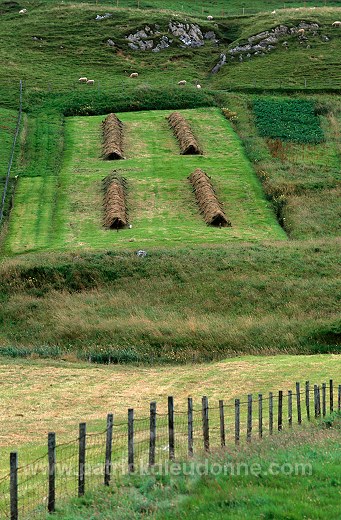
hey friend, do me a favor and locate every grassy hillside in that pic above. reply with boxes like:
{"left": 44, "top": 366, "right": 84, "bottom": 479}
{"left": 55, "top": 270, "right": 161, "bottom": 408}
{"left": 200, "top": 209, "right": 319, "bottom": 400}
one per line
{"left": 0, "top": 241, "right": 340, "bottom": 361}
{"left": 6, "top": 107, "right": 285, "bottom": 254}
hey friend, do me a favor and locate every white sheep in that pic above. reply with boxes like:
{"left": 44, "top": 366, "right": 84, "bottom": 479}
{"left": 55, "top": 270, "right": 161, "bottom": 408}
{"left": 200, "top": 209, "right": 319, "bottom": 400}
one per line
{"left": 178, "top": 80, "right": 187, "bottom": 86}
{"left": 207, "top": 15, "right": 213, "bottom": 21}
{"left": 79, "top": 77, "right": 88, "bottom": 83}
{"left": 271, "top": 10, "right": 276, "bottom": 14}
{"left": 86, "top": 79, "right": 95, "bottom": 85}
{"left": 196, "top": 84, "right": 202, "bottom": 89}
{"left": 19, "top": 9, "right": 27, "bottom": 14}
{"left": 129, "top": 72, "right": 139, "bottom": 78}
{"left": 332, "top": 21, "right": 341, "bottom": 27}
{"left": 297, "top": 28, "right": 305, "bottom": 35}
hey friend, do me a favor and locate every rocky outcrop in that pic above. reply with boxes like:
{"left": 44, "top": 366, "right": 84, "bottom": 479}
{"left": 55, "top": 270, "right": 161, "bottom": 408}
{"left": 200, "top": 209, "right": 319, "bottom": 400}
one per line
{"left": 126, "top": 22, "right": 218, "bottom": 52}
{"left": 211, "top": 21, "right": 321, "bottom": 73}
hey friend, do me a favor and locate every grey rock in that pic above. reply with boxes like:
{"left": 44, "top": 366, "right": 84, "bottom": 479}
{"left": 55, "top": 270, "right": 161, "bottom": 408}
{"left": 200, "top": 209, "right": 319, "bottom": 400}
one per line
{"left": 107, "top": 39, "right": 115, "bottom": 47}
{"left": 321, "top": 35, "right": 329, "bottom": 42}
{"left": 204, "top": 31, "right": 216, "bottom": 40}
{"left": 128, "top": 43, "right": 139, "bottom": 50}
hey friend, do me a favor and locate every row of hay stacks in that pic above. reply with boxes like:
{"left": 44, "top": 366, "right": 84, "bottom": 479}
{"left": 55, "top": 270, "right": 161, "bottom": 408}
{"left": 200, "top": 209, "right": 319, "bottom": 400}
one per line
{"left": 102, "top": 113, "right": 125, "bottom": 160}
{"left": 102, "top": 173, "right": 128, "bottom": 229}
{"left": 167, "top": 112, "right": 202, "bottom": 155}
{"left": 189, "top": 168, "right": 231, "bottom": 227}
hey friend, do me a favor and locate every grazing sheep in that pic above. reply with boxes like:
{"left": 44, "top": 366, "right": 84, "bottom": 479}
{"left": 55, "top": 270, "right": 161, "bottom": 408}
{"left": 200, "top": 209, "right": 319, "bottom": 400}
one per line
{"left": 332, "top": 21, "right": 341, "bottom": 27}
{"left": 79, "top": 77, "right": 88, "bottom": 83}
{"left": 86, "top": 79, "right": 95, "bottom": 85}
{"left": 297, "top": 28, "right": 305, "bottom": 35}
{"left": 19, "top": 9, "right": 27, "bottom": 14}
{"left": 129, "top": 72, "right": 139, "bottom": 78}
{"left": 207, "top": 15, "right": 213, "bottom": 21}
{"left": 271, "top": 10, "right": 276, "bottom": 14}
{"left": 178, "top": 80, "right": 187, "bottom": 86}
{"left": 196, "top": 84, "right": 202, "bottom": 89}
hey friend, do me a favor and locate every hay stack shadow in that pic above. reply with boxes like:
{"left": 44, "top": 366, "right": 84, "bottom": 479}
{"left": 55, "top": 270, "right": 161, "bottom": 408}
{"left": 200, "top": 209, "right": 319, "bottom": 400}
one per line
{"left": 167, "top": 112, "right": 202, "bottom": 155}
{"left": 102, "top": 173, "right": 128, "bottom": 230}
{"left": 102, "top": 113, "right": 125, "bottom": 160}
{"left": 189, "top": 168, "right": 231, "bottom": 227}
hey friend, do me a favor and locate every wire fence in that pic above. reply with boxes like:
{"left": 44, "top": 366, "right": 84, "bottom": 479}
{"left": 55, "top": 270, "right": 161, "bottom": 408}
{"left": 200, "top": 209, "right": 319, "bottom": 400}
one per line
{"left": 0, "top": 378, "right": 340, "bottom": 519}
{"left": 0, "top": 81, "right": 22, "bottom": 226}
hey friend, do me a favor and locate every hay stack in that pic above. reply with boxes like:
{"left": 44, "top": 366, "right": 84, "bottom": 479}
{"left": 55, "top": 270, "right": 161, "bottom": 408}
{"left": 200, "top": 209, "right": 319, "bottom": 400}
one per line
{"left": 167, "top": 112, "right": 202, "bottom": 155}
{"left": 102, "top": 173, "right": 128, "bottom": 229}
{"left": 189, "top": 168, "right": 231, "bottom": 227}
{"left": 102, "top": 113, "right": 124, "bottom": 160}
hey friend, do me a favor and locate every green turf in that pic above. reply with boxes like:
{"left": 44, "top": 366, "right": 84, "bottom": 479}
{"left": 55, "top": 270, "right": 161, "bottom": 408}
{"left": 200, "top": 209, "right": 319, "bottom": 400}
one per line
{"left": 6, "top": 107, "right": 286, "bottom": 254}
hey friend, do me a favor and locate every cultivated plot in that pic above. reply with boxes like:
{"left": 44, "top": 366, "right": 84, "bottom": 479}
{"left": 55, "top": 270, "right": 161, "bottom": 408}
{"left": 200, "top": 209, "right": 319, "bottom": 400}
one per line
{"left": 7, "top": 108, "right": 286, "bottom": 253}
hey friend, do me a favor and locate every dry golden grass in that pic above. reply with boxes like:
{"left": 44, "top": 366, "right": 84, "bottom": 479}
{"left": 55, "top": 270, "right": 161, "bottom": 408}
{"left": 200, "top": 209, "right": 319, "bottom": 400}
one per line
{"left": 0, "top": 354, "right": 339, "bottom": 449}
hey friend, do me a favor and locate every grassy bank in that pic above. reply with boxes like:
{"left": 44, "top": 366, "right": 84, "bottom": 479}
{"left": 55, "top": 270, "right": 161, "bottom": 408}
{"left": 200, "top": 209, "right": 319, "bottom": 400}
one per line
{"left": 49, "top": 424, "right": 341, "bottom": 520}
{"left": 0, "top": 241, "right": 340, "bottom": 361}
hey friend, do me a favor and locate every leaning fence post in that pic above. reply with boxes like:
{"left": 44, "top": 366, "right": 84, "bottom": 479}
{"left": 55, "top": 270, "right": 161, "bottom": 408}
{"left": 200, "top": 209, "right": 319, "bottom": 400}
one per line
{"left": 322, "top": 383, "right": 326, "bottom": 417}
{"left": 305, "top": 381, "right": 310, "bottom": 421}
{"left": 128, "top": 409, "right": 134, "bottom": 473}
{"left": 10, "top": 452, "right": 18, "bottom": 520}
{"left": 149, "top": 402, "right": 157, "bottom": 467}
{"left": 235, "top": 399, "right": 240, "bottom": 445}
{"left": 247, "top": 394, "right": 252, "bottom": 442}
{"left": 168, "top": 396, "right": 175, "bottom": 461}
{"left": 104, "top": 414, "right": 113, "bottom": 486}
{"left": 296, "top": 382, "right": 302, "bottom": 424}
{"left": 219, "top": 400, "right": 226, "bottom": 447}
{"left": 278, "top": 391, "right": 283, "bottom": 431}
{"left": 329, "top": 380, "right": 333, "bottom": 413}
{"left": 258, "top": 394, "right": 263, "bottom": 439}
{"left": 288, "top": 390, "right": 293, "bottom": 428}
{"left": 202, "top": 396, "right": 209, "bottom": 452}
{"left": 188, "top": 397, "right": 193, "bottom": 457}
{"left": 48, "top": 432, "right": 56, "bottom": 512}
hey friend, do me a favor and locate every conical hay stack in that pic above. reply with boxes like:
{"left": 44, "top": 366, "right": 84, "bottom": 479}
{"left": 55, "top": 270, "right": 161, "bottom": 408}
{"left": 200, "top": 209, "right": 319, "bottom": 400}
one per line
{"left": 102, "top": 113, "right": 124, "bottom": 160}
{"left": 167, "top": 112, "right": 202, "bottom": 155}
{"left": 189, "top": 168, "right": 231, "bottom": 227}
{"left": 102, "top": 173, "right": 128, "bottom": 229}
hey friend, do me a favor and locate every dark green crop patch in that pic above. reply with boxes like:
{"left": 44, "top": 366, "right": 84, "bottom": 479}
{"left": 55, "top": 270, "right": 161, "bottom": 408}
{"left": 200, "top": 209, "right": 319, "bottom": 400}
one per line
{"left": 253, "top": 98, "right": 325, "bottom": 144}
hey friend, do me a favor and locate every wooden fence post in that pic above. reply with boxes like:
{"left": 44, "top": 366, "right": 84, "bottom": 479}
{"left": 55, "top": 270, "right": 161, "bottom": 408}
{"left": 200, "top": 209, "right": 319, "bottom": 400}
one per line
{"left": 269, "top": 392, "right": 273, "bottom": 435}
{"left": 104, "top": 414, "right": 113, "bottom": 486}
{"left": 258, "top": 394, "right": 263, "bottom": 439}
{"left": 78, "top": 423, "right": 86, "bottom": 497}
{"left": 10, "top": 452, "right": 18, "bottom": 520}
{"left": 305, "top": 381, "right": 310, "bottom": 420}
{"left": 329, "top": 379, "right": 333, "bottom": 413}
{"left": 235, "top": 399, "right": 240, "bottom": 445}
{"left": 202, "top": 396, "right": 209, "bottom": 452}
{"left": 322, "top": 383, "right": 326, "bottom": 417}
{"left": 338, "top": 385, "right": 341, "bottom": 411}
{"left": 188, "top": 397, "right": 193, "bottom": 457}
{"left": 247, "top": 394, "right": 252, "bottom": 442}
{"left": 48, "top": 432, "right": 56, "bottom": 512}
{"left": 296, "top": 382, "right": 302, "bottom": 424}
{"left": 219, "top": 400, "right": 226, "bottom": 448}
{"left": 278, "top": 391, "right": 283, "bottom": 431}
{"left": 317, "top": 385, "right": 321, "bottom": 417}
{"left": 149, "top": 402, "right": 157, "bottom": 467}
{"left": 168, "top": 396, "right": 175, "bottom": 461}
{"left": 288, "top": 390, "right": 293, "bottom": 428}
{"left": 314, "top": 384, "right": 318, "bottom": 418}
{"left": 128, "top": 409, "right": 134, "bottom": 473}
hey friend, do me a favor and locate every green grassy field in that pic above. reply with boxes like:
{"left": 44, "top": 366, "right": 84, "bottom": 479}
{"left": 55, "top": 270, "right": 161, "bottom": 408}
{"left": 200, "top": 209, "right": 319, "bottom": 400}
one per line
{"left": 6, "top": 108, "right": 286, "bottom": 254}
{"left": 49, "top": 424, "right": 341, "bottom": 520}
